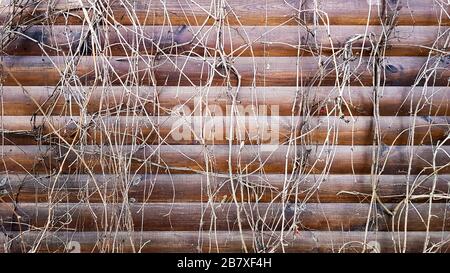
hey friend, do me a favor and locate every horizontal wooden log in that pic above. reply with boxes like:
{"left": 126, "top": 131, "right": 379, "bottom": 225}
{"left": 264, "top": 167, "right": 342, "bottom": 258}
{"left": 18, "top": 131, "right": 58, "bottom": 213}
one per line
{"left": 4, "top": 25, "right": 447, "bottom": 56}
{"left": 2, "top": 174, "right": 450, "bottom": 203}
{"left": 1, "top": 0, "right": 446, "bottom": 26}
{"left": 0, "top": 86, "right": 449, "bottom": 117}
{"left": 0, "top": 145, "right": 449, "bottom": 174}
{"left": 1, "top": 202, "right": 450, "bottom": 232}
{"left": 0, "top": 56, "right": 448, "bottom": 86}
{"left": 4, "top": 231, "right": 450, "bottom": 253}
{"left": 0, "top": 0, "right": 86, "bottom": 26}
{"left": 1, "top": 116, "right": 449, "bottom": 145}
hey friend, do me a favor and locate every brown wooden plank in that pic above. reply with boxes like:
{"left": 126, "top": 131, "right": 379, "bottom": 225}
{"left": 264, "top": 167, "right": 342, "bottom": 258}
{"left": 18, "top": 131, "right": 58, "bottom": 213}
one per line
{"left": 1, "top": 202, "right": 450, "bottom": 232}
{"left": 0, "top": 0, "right": 87, "bottom": 26}
{"left": 0, "top": 145, "right": 449, "bottom": 174}
{"left": 0, "top": 86, "right": 449, "bottom": 116}
{"left": 1, "top": 116, "right": 449, "bottom": 145}
{"left": 4, "top": 231, "right": 450, "bottom": 253}
{"left": 2, "top": 0, "right": 446, "bottom": 26}
{"left": 2, "top": 173, "right": 449, "bottom": 203}
{"left": 4, "top": 25, "right": 447, "bottom": 56}
{"left": 0, "top": 56, "right": 448, "bottom": 86}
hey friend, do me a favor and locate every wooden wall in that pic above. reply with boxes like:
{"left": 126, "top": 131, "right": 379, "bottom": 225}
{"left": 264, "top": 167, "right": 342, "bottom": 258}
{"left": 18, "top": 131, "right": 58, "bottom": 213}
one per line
{"left": 0, "top": 0, "right": 449, "bottom": 253}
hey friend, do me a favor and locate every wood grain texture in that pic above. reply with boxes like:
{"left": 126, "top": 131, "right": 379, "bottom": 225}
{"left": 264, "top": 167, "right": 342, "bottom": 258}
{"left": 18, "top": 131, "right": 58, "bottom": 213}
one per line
{"left": 2, "top": 0, "right": 446, "bottom": 26}
{"left": 1, "top": 116, "right": 449, "bottom": 145}
{"left": 0, "top": 0, "right": 449, "bottom": 254}
{"left": 4, "top": 25, "right": 447, "bottom": 56}
{"left": 0, "top": 145, "right": 449, "bottom": 174}
{"left": 97, "top": 0, "right": 450, "bottom": 26}
{"left": 4, "top": 231, "right": 450, "bottom": 253}
{"left": 2, "top": 202, "right": 450, "bottom": 231}
{"left": 0, "top": 86, "right": 449, "bottom": 116}
{"left": 1, "top": 56, "right": 448, "bottom": 86}
{"left": 2, "top": 174, "right": 449, "bottom": 203}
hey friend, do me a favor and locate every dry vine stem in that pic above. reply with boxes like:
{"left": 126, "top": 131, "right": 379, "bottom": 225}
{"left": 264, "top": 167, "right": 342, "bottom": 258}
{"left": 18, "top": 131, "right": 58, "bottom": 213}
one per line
{"left": 0, "top": 0, "right": 448, "bottom": 253}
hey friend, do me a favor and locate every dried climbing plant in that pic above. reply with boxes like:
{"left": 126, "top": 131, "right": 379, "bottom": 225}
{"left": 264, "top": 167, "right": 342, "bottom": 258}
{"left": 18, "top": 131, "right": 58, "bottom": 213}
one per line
{"left": 0, "top": 0, "right": 448, "bottom": 253}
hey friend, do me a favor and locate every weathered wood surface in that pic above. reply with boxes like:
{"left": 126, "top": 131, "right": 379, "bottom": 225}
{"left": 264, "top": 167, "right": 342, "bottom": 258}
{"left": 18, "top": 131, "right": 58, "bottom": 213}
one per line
{"left": 1, "top": 116, "right": 449, "bottom": 145}
{"left": 1, "top": 86, "right": 449, "bottom": 116}
{"left": 0, "top": 0, "right": 449, "bottom": 253}
{"left": 1, "top": 56, "right": 448, "bottom": 86}
{"left": 1, "top": 0, "right": 447, "bottom": 26}
{"left": 1, "top": 202, "right": 450, "bottom": 231}
{"left": 3, "top": 25, "right": 447, "bottom": 56}
{"left": 2, "top": 174, "right": 449, "bottom": 203}
{"left": 0, "top": 145, "right": 449, "bottom": 174}
{"left": 4, "top": 231, "right": 450, "bottom": 253}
